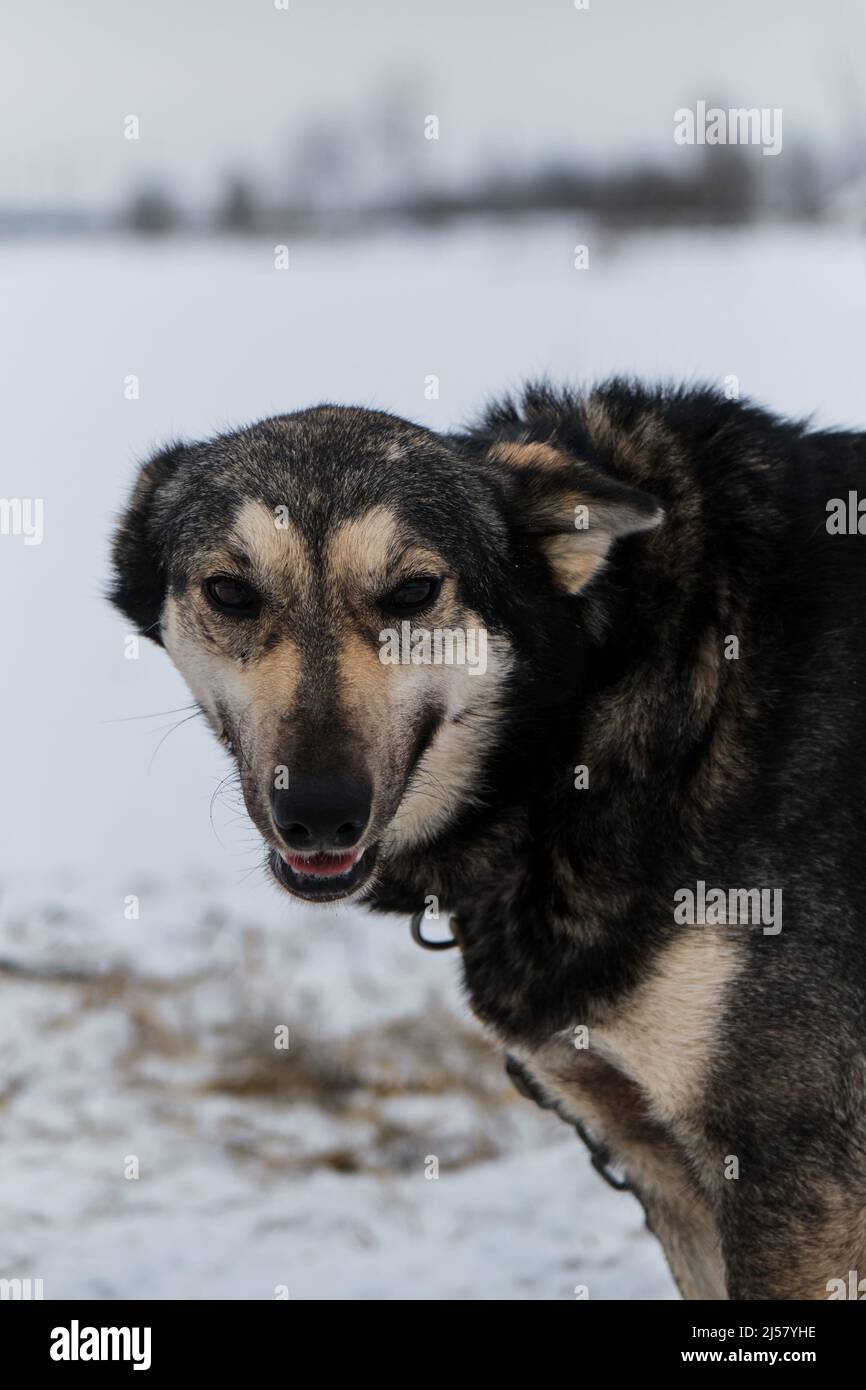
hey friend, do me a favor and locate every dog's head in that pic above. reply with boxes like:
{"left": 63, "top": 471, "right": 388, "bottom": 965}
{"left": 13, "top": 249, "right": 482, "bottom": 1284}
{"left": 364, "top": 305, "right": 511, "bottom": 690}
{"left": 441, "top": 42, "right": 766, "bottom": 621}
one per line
{"left": 110, "top": 405, "right": 660, "bottom": 903}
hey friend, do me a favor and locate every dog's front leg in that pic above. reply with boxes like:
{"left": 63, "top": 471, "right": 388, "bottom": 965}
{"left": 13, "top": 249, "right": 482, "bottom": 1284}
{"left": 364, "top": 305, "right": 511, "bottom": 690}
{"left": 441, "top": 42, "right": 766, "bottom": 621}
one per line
{"left": 604, "top": 1133, "right": 726, "bottom": 1301}
{"left": 508, "top": 1049, "right": 727, "bottom": 1298}
{"left": 720, "top": 1176, "right": 866, "bottom": 1300}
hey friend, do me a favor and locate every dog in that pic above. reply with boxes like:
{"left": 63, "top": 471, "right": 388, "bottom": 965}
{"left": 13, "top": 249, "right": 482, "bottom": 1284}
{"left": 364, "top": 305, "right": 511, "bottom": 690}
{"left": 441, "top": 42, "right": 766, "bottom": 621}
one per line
{"left": 110, "top": 380, "right": 866, "bottom": 1300}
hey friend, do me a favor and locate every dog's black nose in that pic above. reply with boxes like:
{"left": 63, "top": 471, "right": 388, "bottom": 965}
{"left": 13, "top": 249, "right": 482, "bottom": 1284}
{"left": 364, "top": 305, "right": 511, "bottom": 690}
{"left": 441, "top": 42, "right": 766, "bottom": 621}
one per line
{"left": 271, "top": 775, "right": 372, "bottom": 851}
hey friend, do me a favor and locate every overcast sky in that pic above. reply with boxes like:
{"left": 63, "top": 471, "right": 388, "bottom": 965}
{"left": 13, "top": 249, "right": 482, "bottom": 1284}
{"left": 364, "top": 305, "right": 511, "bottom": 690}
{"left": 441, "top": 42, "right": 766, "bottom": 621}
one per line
{"left": 3, "top": 0, "right": 865, "bottom": 209}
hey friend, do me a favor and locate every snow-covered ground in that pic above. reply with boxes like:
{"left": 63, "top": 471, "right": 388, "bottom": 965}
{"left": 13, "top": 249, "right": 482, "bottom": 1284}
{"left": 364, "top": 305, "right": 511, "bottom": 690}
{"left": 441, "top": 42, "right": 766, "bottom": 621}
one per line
{"left": 0, "top": 874, "right": 668, "bottom": 1300}
{"left": 1, "top": 221, "right": 864, "bottom": 1299}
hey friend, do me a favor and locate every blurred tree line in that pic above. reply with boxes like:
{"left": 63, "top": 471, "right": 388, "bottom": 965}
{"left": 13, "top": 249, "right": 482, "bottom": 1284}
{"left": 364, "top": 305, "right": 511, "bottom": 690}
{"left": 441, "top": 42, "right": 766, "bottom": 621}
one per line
{"left": 120, "top": 112, "right": 853, "bottom": 238}
{"left": 3, "top": 82, "right": 860, "bottom": 238}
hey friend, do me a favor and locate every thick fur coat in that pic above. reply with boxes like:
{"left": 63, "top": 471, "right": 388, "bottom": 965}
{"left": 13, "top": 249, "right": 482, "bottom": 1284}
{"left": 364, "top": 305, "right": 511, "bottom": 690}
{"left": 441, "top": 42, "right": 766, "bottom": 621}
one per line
{"left": 111, "top": 381, "right": 866, "bottom": 1299}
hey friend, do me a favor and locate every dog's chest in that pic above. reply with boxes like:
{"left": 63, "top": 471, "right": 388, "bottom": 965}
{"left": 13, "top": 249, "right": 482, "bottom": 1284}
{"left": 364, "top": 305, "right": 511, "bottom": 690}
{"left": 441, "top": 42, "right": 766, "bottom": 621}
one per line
{"left": 512, "top": 928, "right": 742, "bottom": 1133}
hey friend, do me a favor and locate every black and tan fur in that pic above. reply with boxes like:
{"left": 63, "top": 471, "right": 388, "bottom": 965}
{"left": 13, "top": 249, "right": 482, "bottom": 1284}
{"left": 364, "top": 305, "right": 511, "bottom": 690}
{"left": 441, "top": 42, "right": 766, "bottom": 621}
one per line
{"left": 110, "top": 381, "right": 866, "bottom": 1300}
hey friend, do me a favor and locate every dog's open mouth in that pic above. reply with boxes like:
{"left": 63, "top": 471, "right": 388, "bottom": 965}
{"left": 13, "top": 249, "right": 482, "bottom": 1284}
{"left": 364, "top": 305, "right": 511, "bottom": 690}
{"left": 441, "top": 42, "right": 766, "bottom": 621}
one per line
{"left": 269, "top": 844, "right": 378, "bottom": 902}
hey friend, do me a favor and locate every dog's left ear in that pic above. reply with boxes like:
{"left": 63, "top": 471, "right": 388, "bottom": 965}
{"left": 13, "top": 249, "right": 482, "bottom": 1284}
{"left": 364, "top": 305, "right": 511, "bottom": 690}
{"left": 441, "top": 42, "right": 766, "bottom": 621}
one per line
{"left": 490, "top": 440, "right": 664, "bottom": 594}
{"left": 109, "top": 441, "right": 192, "bottom": 645}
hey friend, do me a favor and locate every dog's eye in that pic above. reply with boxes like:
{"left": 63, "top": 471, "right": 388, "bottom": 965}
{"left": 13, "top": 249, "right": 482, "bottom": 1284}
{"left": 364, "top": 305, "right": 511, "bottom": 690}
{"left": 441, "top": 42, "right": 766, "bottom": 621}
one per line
{"left": 204, "top": 575, "right": 260, "bottom": 616}
{"left": 380, "top": 575, "right": 442, "bottom": 615}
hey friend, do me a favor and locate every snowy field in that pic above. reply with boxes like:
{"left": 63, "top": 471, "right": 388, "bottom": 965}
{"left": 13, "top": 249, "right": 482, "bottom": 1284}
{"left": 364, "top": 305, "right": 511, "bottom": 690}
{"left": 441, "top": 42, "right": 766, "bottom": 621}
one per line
{"left": 2, "top": 220, "right": 865, "bottom": 1299}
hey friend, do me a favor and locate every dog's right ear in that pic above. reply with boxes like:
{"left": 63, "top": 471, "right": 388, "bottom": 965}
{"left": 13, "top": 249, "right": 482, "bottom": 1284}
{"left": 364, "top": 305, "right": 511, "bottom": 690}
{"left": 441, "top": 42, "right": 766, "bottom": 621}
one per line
{"left": 109, "top": 442, "right": 190, "bottom": 645}
{"left": 488, "top": 439, "right": 663, "bottom": 594}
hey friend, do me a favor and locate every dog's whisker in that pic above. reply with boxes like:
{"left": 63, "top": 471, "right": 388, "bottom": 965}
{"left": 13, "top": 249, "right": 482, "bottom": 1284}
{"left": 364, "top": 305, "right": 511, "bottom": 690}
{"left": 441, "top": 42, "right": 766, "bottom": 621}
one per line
{"left": 103, "top": 704, "right": 200, "bottom": 725}
{"left": 147, "top": 711, "right": 205, "bottom": 771}
{"left": 208, "top": 771, "right": 247, "bottom": 846}
{"left": 236, "top": 858, "right": 270, "bottom": 886}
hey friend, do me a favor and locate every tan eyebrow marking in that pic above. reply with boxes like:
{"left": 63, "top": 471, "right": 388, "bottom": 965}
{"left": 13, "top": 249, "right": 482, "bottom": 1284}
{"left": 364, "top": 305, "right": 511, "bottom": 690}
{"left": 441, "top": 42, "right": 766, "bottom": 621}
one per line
{"left": 326, "top": 506, "right": 403, "bottom": 584}
{"left": 230, "top": 499, "right": 313, "bottom": 588}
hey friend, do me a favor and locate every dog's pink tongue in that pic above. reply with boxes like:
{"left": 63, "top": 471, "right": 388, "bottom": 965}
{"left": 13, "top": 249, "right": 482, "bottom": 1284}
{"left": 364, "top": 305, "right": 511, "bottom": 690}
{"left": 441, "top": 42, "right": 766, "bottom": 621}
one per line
{"left": 281, "top": 849, "right": 361, "bottom": 878}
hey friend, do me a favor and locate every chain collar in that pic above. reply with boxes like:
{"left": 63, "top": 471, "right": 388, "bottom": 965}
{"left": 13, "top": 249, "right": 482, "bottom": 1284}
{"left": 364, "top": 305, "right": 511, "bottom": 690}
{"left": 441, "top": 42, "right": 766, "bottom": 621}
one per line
{"left": 410, "top": 908, "right": 461, "bottom": 951}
